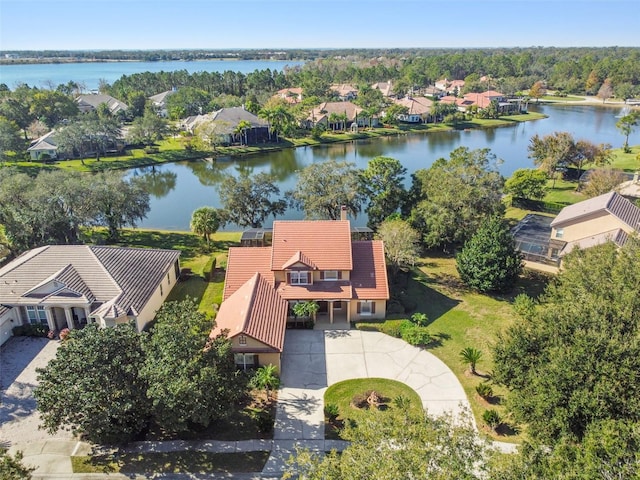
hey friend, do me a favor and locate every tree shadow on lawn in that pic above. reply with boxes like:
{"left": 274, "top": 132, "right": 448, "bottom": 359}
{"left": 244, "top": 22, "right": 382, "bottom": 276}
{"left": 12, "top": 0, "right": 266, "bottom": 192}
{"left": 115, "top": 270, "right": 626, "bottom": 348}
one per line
{"left": 399, "top": 271, "right": 461, "bottom": 325}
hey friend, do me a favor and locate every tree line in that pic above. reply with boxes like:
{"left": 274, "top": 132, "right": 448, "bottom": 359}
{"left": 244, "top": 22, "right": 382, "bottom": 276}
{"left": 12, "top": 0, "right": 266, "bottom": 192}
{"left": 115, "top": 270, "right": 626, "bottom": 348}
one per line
{"left": 0, "top": 169, "right": 149, "bottom": 255}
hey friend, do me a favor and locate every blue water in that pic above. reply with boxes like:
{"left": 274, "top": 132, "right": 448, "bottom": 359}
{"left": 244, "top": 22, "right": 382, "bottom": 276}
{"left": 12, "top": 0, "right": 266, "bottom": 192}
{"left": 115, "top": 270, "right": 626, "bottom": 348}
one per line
{"left": 0, "top": 59, "right": 304, "bottom": 90}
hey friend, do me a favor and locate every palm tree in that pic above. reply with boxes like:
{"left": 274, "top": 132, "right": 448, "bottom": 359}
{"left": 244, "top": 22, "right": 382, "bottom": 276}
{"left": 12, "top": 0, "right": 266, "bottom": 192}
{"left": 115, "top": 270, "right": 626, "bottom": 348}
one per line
{"left": 460, "top": 347, "right": 483, "bottom": 375}
{"left": 234, "top": 120, "right": 252, "bottom": 145}
{"left": 189, "top": 206, "right": 221, "bottom": 248}
{"left": 251, "top": 364, "right": 280, "bottom": 402}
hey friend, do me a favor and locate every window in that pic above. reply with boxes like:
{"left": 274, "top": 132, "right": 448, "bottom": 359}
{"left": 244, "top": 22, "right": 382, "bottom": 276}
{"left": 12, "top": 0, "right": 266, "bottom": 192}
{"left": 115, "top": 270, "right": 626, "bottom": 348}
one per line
{"left": 26, "top": 306, "right": 48, "bottom": 325}
{"left": 358, "top": 301, "right": 376, "bottom": 316}
{"left": 333, "top": 301, "right": 342, "bottom": 310}
{"left": 555, "top": 228, "right": 564, "bottom": 239}
{"left": 160, "top": 284, "right": 164, "bottom": 296}
{"left": 167, "top": 272, "right": 171, "bottom": 285}
{"left": 290, "top": 271, "right": 310, "bottom": 285}
{"left": 239, "top": 335, "right": 247, "bottom": 345}
{"left": 234, "top": 353, "right": 257, "bottom": 371}
{"left": 323, "top": 270, "right": 338, "bottom": 281}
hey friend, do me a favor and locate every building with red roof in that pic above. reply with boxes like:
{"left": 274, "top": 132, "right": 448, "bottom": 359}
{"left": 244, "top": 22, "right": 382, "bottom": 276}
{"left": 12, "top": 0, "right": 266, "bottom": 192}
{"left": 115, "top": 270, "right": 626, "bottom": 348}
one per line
{"left": 212, "top": 215, "right": 389, "bottom": 370}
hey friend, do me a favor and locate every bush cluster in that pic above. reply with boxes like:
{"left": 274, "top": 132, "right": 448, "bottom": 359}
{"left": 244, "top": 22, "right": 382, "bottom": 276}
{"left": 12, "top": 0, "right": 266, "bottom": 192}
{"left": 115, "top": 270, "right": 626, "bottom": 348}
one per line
{"left": 12, "top": 323, "right": 49, "bottom": 338}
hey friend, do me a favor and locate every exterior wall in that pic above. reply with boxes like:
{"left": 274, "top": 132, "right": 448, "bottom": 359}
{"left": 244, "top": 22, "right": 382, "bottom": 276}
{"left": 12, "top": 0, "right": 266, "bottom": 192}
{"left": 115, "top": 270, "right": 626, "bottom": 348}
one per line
{"left": 134, "top": 263, "right": 179, "bottom": 331}
{"left": 229, "top": 335, "right": 281, "bottom": 372}
{"left": 551, "top": 213, "right": 631, "bottom": 242}
{"left": 349, "top": 299, "right": 386, "bottom": 322}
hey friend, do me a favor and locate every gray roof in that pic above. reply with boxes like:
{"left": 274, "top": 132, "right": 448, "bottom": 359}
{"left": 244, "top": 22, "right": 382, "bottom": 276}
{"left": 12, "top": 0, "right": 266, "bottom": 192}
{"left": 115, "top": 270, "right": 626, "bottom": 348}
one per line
{"left": 76, "top": 94, "right": 128, "bottom": 113}
{"left": 149, "top": 90, "right": 175, "bottom": 105}
{"left": 27, "top": 130, "right": 57, "bottom": 152}
{"left": 0, "top": 245, "right": 179, "bottom": 320}
{"left": 551, "top": 191, "right": 640, "bottom": 231}
{"left": 182, "top": 107, "right": 267, "bottom": 133}
{"left": 0, "top": 305, "right": 10, "bottom": 317}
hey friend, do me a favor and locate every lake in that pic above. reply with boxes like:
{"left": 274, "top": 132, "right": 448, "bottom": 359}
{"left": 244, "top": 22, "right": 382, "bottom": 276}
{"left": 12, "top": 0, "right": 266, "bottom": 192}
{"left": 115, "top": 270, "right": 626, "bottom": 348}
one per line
{"left": 0, "top": 59, "right": 304, "bottom": 91}
{"left": 132, "top": 104, "right": 639, "bottom": 231}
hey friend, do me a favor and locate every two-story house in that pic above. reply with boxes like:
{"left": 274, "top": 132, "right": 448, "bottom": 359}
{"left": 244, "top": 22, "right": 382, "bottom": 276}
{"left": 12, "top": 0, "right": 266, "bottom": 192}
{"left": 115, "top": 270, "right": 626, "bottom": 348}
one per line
{"left": 211, "top": 216, "right": 389, "bottom": 371}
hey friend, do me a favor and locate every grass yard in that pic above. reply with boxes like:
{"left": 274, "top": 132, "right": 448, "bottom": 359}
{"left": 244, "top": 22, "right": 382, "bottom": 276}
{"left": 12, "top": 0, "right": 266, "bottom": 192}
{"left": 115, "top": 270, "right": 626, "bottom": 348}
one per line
{"left": 380, "top": 255, "right": 552, "bottom": 442}
{"left": 610, "top": 144, "right": 640, "bottom": 171}
{"left": 71, "top": 451, "right": 269, "bottom": 474}
{"left": 324, "top": 378, "right": 423, "bottom": 440}
{"left": 114, "top": 228, "right": 241, "bottom": 316}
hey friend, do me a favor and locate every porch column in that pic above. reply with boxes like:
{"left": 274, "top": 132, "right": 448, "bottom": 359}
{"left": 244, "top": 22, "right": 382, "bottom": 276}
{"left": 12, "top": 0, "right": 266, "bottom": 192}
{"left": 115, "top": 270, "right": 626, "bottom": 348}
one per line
{"left": 63, "top": 307, "right": 74, "bottom": 330}
{"left": 346, "top": 301, "right": 351, "bottom": 323}
{"left": 44, "top": 307, "right": 56, "bottom": 332}
{"left": 329, "top": 301, "right": 334, "bottom": 324}
{"left": 84, "top": 308, "right": 91, "bottom": 324}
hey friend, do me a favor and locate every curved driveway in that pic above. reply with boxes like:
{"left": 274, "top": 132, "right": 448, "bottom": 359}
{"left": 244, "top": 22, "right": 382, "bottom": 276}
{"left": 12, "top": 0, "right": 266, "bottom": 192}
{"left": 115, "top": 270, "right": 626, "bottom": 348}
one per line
{"left": 264, "top": 329, "right": 472, "bottom": 473}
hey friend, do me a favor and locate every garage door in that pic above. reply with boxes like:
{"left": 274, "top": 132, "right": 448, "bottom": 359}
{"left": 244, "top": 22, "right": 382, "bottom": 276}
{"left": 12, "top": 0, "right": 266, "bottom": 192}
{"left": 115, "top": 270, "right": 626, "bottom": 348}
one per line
{"left": 0, "top": 313, "right": 15, "bottom": 347}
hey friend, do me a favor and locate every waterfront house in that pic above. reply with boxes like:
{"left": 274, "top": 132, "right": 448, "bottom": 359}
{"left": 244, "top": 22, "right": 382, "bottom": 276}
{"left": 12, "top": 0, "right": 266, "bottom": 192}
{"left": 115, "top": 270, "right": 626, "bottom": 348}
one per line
{"left": 305, "top": 101, "right": 377, "bottom": 130}
{"left": 0, "top": 245, "right": 180, "bottom": 346}
{"left": 182, "top": 107, "right": 270, "bottom": 144}
{"left": 76, "top": 94, "right": 128, "bottom": 115}
{"left": 391, "top": 96, "right": 434, "bottom": 123}
{"left": 212, "top": 214, "right": 389, "bottom": 370}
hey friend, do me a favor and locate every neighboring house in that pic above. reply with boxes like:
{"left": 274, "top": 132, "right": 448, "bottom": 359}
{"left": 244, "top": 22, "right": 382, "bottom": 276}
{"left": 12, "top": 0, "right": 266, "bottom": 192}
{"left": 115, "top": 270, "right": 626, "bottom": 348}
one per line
{"left": 371, "top": 81, "right": 394, "bottom": 98}
{"left": 616, "top": 171, "right": 640, "bottom": 200}
{"left": 435, "top": 79, "right": 465, "bottom": 95}
{"left": 212, "top": 215, "right": 389, "bottom": 370}
{"left": 391, "top": 96, "right": 434, "bottom": 123}
{"left": 459, "top": 90, "right": 520, "bottom": 114}
{"left": 182, "top": 106, "right": 270, "bottom": 144}
{"left": 27, "top": 130, "right": 58, "bottom": 160}
{"left": 149, "top": 89, "right": 176, "bottom": 117}
{"left": 305, "top": 101, "right": 377, "bottom": 130}
{"left": 0, "top": 245, "right": 180, "bottom": 346}
{"left": 273, "top": 87, "right": 303, "bottom": 105}
{"left": 76, "top": 94, "right": 128, "bottom": 115}
{"left": 549, "top": 191, "right": 640, "bottom": 259}
{"left": 330, "top": 84, "right": 359, "bottom": 101}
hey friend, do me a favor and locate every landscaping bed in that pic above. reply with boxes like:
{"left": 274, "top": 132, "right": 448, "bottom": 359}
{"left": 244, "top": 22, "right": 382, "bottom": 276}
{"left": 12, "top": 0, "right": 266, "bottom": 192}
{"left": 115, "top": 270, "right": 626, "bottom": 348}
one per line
{"left": 324, "top": 378, "right": 422, "bottom": 440}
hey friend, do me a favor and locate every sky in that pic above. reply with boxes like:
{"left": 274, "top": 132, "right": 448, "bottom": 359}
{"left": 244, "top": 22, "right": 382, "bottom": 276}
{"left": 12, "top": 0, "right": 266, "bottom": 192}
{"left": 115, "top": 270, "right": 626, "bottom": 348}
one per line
{"left": 0, "top": 0, "right": 638, "bottom": 51}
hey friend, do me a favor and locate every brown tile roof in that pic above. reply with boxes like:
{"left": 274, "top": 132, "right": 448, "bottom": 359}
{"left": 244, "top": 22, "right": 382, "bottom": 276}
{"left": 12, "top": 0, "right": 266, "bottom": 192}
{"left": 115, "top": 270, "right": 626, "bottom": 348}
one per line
{"left": 551, "top": 191, "right": 640, "bottom": 231}
{"left": 271, "top": 221, "right": 353, "bottom": 271}
{"left": 394, "top": 96, "right": 433, "bottom": 115}
{"left": 276, "top": 281, "right": 353, "bottom": 300}
{"left": 212, "top": 273, "right": 288, "bottom": 352}
{"left": 330, "top": 84, "right": 358, "bottom": 96}
{"left": 308, "top": 102, "right": 363, "bottom": 123}
{"left": 351, "top": 241, "right": 390, "bottom": 300}
{"left": 223, "top": 247, "right": 273, "bottom": 300}
{"left": 281, "top": 251, "right": 317, "bottom": 270}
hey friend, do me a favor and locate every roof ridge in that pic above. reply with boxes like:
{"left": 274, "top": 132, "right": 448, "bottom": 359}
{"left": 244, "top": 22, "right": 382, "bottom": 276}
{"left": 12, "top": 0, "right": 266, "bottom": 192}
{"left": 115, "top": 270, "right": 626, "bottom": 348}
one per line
{"left": 242, "top": 273, "right": 261, "bottom": 332}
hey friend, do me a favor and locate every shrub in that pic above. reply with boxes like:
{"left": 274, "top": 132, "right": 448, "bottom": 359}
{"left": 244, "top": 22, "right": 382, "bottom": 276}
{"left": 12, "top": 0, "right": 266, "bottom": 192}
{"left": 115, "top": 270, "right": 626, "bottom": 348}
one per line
{"left": 247, "top": 407, "right": 274, "bottom": 434}
{"left": 324, "top": 403, "right": 340, "bottom": 419}
{"left": 410, "top": 312, "right": 429, "bottom": 326}
{"left": 476, "top": 382, "right": 494, "bottom": 399}
{"left": 203, "top": 255, "right": 217, "bottom": 281}
{"left": 401, "top": 325, "right": 432, "bottom": 346}
{"left": 12, "top": 323, "right": 49, "bottom": 337}
{"left": 393, "top": 395, "right": 412, "bottom": 410}
{"left": 356, "top": 320, "right": 407, "bottom": 338}
{"left": 483, "top": 409, "right": 502, "bottom": 430}
{"left": 59, "top": 328, "right": 71, "bottom": 342}
{"left": 386, "top": 300, "right": 405, "bottom": 315}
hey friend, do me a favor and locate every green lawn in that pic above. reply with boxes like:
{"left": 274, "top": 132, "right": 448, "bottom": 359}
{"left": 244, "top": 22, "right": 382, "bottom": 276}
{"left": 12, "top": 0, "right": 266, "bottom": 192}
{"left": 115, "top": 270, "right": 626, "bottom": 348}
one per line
{"left": 381, "top": 256, "right": 552, "bottom": 442}
{"left": 610, "top": 144, "right": 640, "bottom": 171}
{"left": 114, "top": 228, "right": 241, "bottom": 316}
{"left": 324, "top": 378, "right": 423, "bottom": 439}
{"left": 71, "top": 451, "right": 269, "bottom": 474}
{"left": 538, "top": 95, "right": 586, "bottom": 102}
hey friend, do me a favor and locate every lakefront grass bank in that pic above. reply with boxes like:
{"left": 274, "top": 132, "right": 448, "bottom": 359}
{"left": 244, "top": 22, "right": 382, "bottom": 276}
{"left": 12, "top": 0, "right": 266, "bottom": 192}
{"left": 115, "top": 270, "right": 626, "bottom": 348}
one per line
{"left": 4, "top": 112, "right": 547, "bottom": 174}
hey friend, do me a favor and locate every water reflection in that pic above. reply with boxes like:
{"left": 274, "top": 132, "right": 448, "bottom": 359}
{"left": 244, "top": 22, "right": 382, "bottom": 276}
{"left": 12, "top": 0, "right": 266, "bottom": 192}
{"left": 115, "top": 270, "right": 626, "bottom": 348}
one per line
{"left": 131, "top": 167, "right": 177, "bottom": 199}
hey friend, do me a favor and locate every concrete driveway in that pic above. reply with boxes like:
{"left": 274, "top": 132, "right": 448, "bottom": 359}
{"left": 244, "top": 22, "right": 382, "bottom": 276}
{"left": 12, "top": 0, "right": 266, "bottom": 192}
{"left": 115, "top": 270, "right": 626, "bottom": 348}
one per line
{"left": 275, "top": 329, "right": 469, "bottom": 439}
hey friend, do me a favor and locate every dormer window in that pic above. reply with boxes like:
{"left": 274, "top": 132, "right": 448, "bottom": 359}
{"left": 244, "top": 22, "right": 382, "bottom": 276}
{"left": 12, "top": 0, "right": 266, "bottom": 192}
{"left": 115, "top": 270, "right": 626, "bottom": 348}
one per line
{"left": 289, "top": 271, "right": 311, "bottom": 285}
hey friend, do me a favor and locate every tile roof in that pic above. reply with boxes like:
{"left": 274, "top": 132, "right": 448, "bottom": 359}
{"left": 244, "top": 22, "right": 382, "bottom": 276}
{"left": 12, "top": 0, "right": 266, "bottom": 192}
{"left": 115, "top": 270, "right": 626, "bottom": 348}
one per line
{"left": 76, "top": 94, "right": 128, "bottom": 113}
{"left": 371, "top": 81, "right": 393, "bottom": 97}
{"left": 0, "top": 245, "right": 179, "bottom": 320}
{"left": 308, "top": 102, "right": 363, "bottom": 123}
{"left": 212, "top": 273, "right": 288, "bottom": 352}
{"left": 223, "top": 247, "right": 273, "bottom": 300}
{"left": 0, "top": 305, "right": 11, "bottom": 317}
{"left": 330, "top": 84, "right": 358, "bottom": 96}
{"left": 281, "top": 251, "right": 317, "bottom": 270}
{"left": 394, "top": 96, "right": 433, "bottom": 115}
{"left": 351, "top": 241, "right": 390, "bottom": 300}
{"left": 551, "top": 191, "right": 640, "bottom": 231}
{"left": 271, "top": 221, "right": 353, "bottom": 271}
{"left": 276, "top": 281, "right": 353, "bottom": 300}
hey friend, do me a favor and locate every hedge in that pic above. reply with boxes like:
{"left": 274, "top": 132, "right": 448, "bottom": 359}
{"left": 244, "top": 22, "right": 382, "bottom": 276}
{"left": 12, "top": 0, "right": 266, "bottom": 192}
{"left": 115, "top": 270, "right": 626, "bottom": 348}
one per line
{"left": 203, "top": 255, "right": 217, "bottom": 282}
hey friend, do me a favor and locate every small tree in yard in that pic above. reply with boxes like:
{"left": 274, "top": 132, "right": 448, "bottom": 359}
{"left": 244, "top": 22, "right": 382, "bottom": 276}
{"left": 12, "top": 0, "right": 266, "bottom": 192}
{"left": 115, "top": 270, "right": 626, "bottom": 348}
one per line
{"left": 190, "top": 206, "right": 221, "bottom": 248}
{"left": 292, "top": 301, "right": 320, "bottom": 320}
{"left": 460, "top": 347, "right": 483, "bottom": 375}
{"left": 251, "top": 364, "right": 280, "bottom": 402}
{"left": 0, "top": 449, "right": 35, "bottom": 480}
{"left": 456, "top": 215, "right": 523, "bottom": 293}
{"left": 376, "top": 218, "right": 421, "bottom": 276}
{"left": 581, "top": 168, "right": 626, "bottom": 198}
{"left": 504, "top": 169, "right": 548, "bottom": 200}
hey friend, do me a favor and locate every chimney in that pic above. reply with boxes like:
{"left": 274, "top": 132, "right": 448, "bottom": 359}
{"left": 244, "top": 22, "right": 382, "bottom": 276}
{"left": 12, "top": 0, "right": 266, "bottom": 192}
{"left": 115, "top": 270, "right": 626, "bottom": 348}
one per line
{"left": 340, "top": 205, "right": 348, "bottom": 221}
